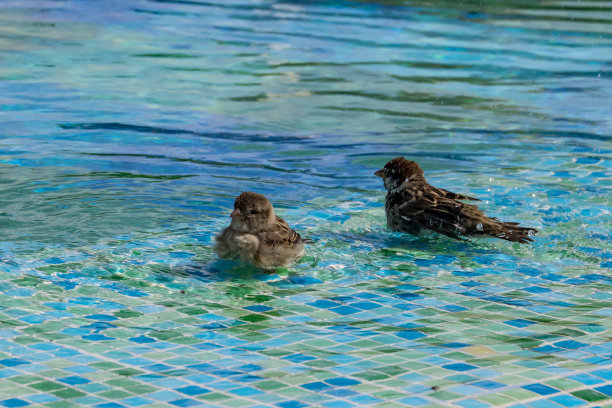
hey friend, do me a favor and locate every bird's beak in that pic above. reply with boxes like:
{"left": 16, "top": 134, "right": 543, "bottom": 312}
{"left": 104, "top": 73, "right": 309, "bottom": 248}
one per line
{"left": 374, "top": 169, "right": 386, "bottom": 178}
{"left": 231, "top": 208, "right": 242, "bottom": 218}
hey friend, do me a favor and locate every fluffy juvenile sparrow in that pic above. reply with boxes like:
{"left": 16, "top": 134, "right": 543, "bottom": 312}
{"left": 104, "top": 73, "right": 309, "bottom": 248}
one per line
{"left": 214, "top": 191, "right": 306, "bottom": 269}
{"left": 375, "top": 157, "right": 538, "bottom": 243}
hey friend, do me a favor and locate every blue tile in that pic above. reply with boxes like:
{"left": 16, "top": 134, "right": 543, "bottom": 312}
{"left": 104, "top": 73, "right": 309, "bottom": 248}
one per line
{"left": 522, "top": 383, "right": 559, "bottom": 395}
{"left": 26, "top": 395, "right": 58, "bottom": 404}
{"left": 532, "top": 345, "right": 563, "bottom": 354}
{"left": 0, "top": 358, "right": 29, "bottom": 367}
{"left": 119, "top": 397, "right": 152, "bottom": 406}
{"left": 549, "top": 395, "right": 587, "bottom": 407}
{"left": 443, "top": 363, "right": 477, "bottom": 371}
{"left": 230, "top": 387, "right": 263, "bottom": 396}
{"left": 398, "top": 396, "right": 429, "bottom": 406}
{"left": 592, "top": 369, "right": 612, "bottom": 380}
{"left": 176, "top": 386, "right": 210, "bottom": 396}
{"left": 568, "top": 374, "right": 604, "bottom": 385}
{"left": 243, "top": 305, "right": 273, "bottom": 312}
{"left": 302, "top": 382, "right": 332, "bottom": 391}
{"left": 472, "top": 380, "right": 505, "bottom": 389}
{"left": 234, "top": 374, "right": 264, "bottom": 383}
{"left": 350, "top": 302, "right": 380, "bottom": 310}
{"left": 85, "top": 314, "right": 118, "bottom": 321}
{"left": 326, "top": 389, "right": 358, "bottom": 398}
{"left": 554, "top": 340, "right": 588, "bottom": 349}
{"left": 442, "top": 342, "right": 470, "bottom": 348}
{"left": 185, "top": 374, "right": 215, "bottom": 383}
{"left": 594, "top": 385, "right": 612, "bottom": 397}
{"left": 276, "top": 401, "right": 308, "bottom": 408}
{"left": 236, "top": 364, "right": 262, "bottom": 372}
{"left": 307, "top": 300, "right": 341, "bottom": 309}
{"left": 504, "top": 319, "right": 535, "bottom": 328}
{"left": 95, "top": 403, "right": 127, "bottom": 408}
{"left": 456, "top": 399, "right": 491, "bottom": 408}
{"left": 147, "top": 391, "right": 184, "bottom": 402}
{"left": 288, "top": 276, "right": 323, "bottom": 285}
{"left": 282, "top": 354, "right": 316, "bottom": 363}
{"left": 325, "top": 377, "right": 360, "bottom": 387}
{"left": 128, "top": 335, "right": 156, "bottom": 343}
{"left": 395, "top": 330, "right": 425, "bottom": 340}
{"left": 349, "top": 395, "right": 383, "bottom": 405}
{"left": 330, "top": 306, "right": 360, "bottom": 315}
{"left": 440, "top": 305, "right": 469, "bottom": 312}
{"left": 82, "top": 334, "right": 114, "bottom": 341}
{"left": 150, "top": 378, "right": 190, "bottom": 388}
{"left": 57, "top": 376, "right": 90, "bottom": 385}
{"left": 169, "top": 399, "right": 201, "bottom": 407}
{"left": 0, "top": 399, "right": 29, "bottom": 408}
{"left": 322, "top": 401, "right": 354, "bottom": 408}
{"left": 142, "top": 363, "right": 174, "bottom": 372}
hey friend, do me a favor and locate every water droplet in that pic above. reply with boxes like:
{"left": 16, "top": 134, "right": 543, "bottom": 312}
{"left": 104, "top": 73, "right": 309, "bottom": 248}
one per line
{"left": 476, "top": 223, "right": 483, "bottom": 231}
{"left": 489, "top": 177, "right": 494, "bottom": 182}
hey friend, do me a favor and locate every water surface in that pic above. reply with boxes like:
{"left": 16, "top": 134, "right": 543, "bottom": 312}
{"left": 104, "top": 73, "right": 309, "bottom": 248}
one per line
{"left": 0, "top": 1, "right": 611, "bottom": 407}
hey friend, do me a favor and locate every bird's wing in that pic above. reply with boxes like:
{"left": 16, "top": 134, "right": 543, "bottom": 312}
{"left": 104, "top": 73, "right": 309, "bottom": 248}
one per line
{"left": 398, "top": 187, "right": 476, "bottom": 239}
{"left": 434, "top": 186, "right": 481, "bottom": 202}
{"left": 260, "top": 217, "right": 304, "bottom": 247}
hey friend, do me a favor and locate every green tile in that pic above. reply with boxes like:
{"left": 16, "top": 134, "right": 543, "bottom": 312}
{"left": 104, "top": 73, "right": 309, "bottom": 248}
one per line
{"left": 29, "top": 381, "right": 66, "bottom": 391}
{"left": 353, "top": 371, "right": 390, "bottom": 381}
{"left": 545, "top": 378, "right": 581, "bottom": 391}
{"left": 44, "top": 401, "right": 81, "bottom": 408}
{"left": 198, "top": 392, "right": 231, "bottom": 402}
{"left": 372, "top": 389, "right": 406, "bottom": 399}
{"left": 427, "top": 390, "right": 462, "bottom": 401}
{"left": 255, "top": 380, "right": 287, "bottom": 391}
{"left": 98, "top": 389, "right": 133, "bottom": 399}
{"left": 113, "top": 309, "right": 144, "bottom": 318}
{"left": 571, "top": 389, "right": 610, "bottom": 402}
{"left": 9, "top": 375, "right": 43, "bottom": 384}
{"left": 52, "top": 388, "right": 87, "bottom": 399}
{"left": 303, "top": 359, "right": 337, "bottom": 368}
{"left": 373, "top": 366, "right": 408, "bottom": 376}
{"left": 90, "top": 362, "right": 124, "bottom": 370}
{"left": 500, "top": 388, "right": 535, "bottom": 400}
{"left": 112, "top": 368, "right": 144, "bottom": 376}
{"left": 479, "top": 393, "right": 516, "bottom": 405}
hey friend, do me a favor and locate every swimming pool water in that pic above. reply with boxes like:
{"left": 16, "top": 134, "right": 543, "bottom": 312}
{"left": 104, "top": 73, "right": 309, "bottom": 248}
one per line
{"left": 0, "top": 0, "right": 611, "bottom": 407}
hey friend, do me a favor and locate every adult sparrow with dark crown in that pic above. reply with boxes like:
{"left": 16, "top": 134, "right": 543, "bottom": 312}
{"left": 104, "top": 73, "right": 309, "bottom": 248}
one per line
{"left": 375, "top": 157, "right": 538, "bottom": 243}
{"left": 214, "top": 191, "right": 307, "bottom": 269}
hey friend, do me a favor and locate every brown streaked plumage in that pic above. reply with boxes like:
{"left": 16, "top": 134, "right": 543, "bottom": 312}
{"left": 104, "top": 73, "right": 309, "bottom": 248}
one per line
{"left": 214, "top": 191, "right": 306, "bottom": 269}
{"left": 375, "top": 157, "right": 538, "bottom": 243}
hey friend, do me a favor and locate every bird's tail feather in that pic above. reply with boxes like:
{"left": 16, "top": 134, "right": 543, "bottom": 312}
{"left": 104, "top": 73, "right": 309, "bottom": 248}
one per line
{"left": 482, "top": 220, "right": 537, "bottom": 244}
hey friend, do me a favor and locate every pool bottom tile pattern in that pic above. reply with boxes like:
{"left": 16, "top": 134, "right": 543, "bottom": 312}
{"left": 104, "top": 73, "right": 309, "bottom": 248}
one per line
{"left": 0, "top": 236, "right": 611, "bottom": 408}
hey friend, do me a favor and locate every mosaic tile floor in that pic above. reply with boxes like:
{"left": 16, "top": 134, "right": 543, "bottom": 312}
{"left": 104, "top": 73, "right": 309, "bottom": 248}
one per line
{"left": 1, "top": 212, "right": 611, "bottom": 408}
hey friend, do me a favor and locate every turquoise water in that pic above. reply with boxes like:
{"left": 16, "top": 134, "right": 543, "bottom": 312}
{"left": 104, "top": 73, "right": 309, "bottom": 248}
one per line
{"left": 1, "top": 0, "right": 611, "bottom": 407}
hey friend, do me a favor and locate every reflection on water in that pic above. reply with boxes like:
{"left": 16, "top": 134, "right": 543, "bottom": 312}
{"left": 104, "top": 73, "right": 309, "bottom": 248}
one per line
{"left": 0, "top": 0, "right": 611, "bottom": 407}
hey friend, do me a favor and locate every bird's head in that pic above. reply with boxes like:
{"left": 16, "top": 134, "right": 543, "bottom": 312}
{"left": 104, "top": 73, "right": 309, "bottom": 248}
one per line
{"left": 230, "top": 191, "right": 275, "bottom": 232}
{"left": 375, "top": 157, "right": 426, "bottom": 192}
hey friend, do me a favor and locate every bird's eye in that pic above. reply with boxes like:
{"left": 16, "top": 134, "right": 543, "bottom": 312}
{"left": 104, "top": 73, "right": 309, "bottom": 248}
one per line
{"left": 250, "top": 209, "right": 258, "bottom": 214}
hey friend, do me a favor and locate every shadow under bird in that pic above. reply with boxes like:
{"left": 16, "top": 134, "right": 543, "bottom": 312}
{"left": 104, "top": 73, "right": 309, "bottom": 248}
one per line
{"left": 375, "top": 157, "right": 538, "bottom": 243}
{"left": 214, "top": 191, "right": 306, "bottom": 269}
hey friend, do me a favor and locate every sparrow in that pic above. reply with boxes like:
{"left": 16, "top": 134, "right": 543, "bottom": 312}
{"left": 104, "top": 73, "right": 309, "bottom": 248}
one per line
{"left": 375, "top": 157, "right": 538, "bottom": 243}
{"left": 214, "top": 191, "right": 306, "bottom": 269}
